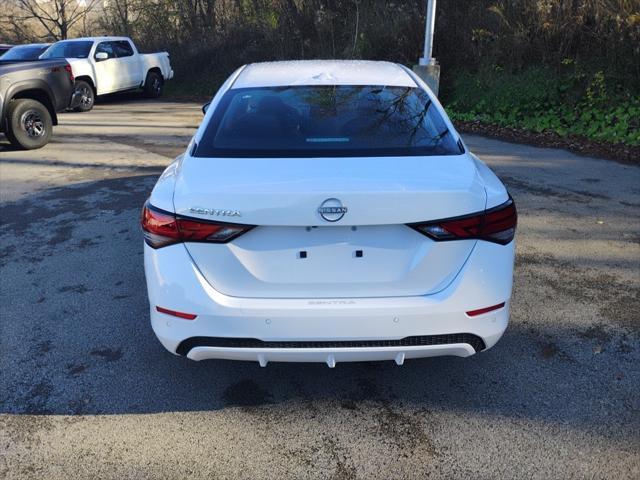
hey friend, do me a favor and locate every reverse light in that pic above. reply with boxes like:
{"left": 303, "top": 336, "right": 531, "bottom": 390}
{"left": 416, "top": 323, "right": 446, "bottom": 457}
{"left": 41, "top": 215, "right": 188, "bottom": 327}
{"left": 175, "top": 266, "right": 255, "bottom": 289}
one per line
{"left": 466, "top": 302, "right": 506, "bottom": 317}
{"left": 156, "top": 306, "right": 197, "bottom": 320}
{"left": 410, "top": 197, "right": 517, "bottom": 245}
{"left": 141, "top": 201, "right": 254, "bottom": 248}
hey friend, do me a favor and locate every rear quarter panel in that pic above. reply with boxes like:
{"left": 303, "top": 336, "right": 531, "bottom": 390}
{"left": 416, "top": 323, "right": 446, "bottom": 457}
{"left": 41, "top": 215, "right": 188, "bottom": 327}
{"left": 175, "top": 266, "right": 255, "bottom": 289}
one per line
{"left": 139, "top": 53, "right": 173, "bottom": 83}
{"left": 149, "top": 155, "right": 184, "bottom": 212}
{"left": 67, "top": 58, "right": 96, "bottom": 88}
{"left": 0, "top": 60, "right": 72, "bottom": 124}
{"left": 470, "top": 153, "right": 509, "bottom": 208}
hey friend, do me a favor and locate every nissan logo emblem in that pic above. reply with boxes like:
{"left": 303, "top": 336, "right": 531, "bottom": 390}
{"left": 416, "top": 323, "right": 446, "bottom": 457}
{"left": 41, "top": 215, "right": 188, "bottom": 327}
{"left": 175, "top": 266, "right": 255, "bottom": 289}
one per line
{"left": 318, "top": 198, "right": 348, "bottom": 222}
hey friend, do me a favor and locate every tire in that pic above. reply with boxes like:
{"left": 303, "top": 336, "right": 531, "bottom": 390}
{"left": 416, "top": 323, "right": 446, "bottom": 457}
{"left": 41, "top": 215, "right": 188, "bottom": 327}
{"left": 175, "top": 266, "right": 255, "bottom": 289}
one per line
{"left": 143, "top": 71, "right": 163, "bottom": 98}
{"left": 5, "top": 99, "right": 53, "bottom": 150}
{"left": 73, "top": 80, "right": 95, "bottom": 112}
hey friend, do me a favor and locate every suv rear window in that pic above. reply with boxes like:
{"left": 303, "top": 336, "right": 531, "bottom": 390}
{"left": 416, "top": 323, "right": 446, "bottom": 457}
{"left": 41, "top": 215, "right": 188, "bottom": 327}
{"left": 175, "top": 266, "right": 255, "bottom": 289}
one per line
{"left": 195, "top": 85, "right": 462, "bottom": 158}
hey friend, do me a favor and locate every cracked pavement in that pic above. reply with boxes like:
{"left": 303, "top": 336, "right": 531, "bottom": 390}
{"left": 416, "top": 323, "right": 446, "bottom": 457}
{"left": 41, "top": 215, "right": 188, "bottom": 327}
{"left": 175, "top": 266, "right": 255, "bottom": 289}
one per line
{"left": 0, "top": 98, "right": 639, "bottom": 479}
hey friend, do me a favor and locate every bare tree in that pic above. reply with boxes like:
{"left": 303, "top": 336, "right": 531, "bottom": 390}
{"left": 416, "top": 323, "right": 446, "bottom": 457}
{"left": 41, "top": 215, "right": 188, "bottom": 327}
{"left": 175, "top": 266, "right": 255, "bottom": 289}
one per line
{"left": 16, "top": 0, "right": 100, "bottom": 40}
{"left": 0, "top": 14, "right": 34, "bottom": 43}
{"left": 100, "top": 0, "right": 136, "bottom": 37}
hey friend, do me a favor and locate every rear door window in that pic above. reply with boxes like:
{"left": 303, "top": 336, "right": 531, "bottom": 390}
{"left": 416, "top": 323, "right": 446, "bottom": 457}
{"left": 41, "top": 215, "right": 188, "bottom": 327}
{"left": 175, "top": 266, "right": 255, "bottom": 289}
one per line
{"left": 113, "top": 41, "right": 134, "bottom": 58}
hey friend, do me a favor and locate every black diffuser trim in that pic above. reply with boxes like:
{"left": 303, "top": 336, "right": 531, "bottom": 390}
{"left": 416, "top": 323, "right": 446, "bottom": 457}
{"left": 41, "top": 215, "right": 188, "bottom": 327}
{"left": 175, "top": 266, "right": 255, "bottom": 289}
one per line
{"left": 176, "top": 333, "right": 486, "bottom": 356}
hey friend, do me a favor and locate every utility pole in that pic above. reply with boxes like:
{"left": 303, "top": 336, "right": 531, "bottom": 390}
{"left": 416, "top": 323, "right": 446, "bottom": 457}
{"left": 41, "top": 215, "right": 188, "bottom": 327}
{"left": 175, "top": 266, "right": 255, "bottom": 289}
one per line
{"left": 413, "top": 0, "right": 440, "bottom": 95}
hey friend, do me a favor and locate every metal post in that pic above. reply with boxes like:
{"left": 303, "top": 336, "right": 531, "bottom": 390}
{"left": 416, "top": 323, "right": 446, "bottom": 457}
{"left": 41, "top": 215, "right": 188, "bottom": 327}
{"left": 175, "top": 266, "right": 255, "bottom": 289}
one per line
{"left": 419, "top": 0, "right": 436, "bottom": 65}
{"left": 413, "top": 0, "right": 440, "bottom": 95}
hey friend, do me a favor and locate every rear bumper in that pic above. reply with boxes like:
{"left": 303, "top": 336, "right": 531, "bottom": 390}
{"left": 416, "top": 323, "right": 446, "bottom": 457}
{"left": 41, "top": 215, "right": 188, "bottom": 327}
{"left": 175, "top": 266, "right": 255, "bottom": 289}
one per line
{"left": 187, "top": 344, "right": 476, "bottom": 366}
{"left": 69, "top": 90, "right": 82, "bottom": 109}
{"left": 144, "top": 239, "right": 514, "bottom": 365}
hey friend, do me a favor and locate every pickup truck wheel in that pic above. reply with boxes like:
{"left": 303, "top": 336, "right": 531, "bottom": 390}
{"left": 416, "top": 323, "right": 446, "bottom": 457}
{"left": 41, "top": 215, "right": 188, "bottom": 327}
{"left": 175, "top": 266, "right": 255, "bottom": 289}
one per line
{"left": 144, "top": 72, "right": 163, "bottom": 98}
{"left": 5, "top": 99, "right": 53, "bottom": 150}
{"left": 73, "top": 80, "right": 94, "bottom": 112}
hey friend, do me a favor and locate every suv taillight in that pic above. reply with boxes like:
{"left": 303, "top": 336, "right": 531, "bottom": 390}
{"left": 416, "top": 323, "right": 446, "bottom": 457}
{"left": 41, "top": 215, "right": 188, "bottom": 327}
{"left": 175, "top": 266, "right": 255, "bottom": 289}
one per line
{"left": 64, "top": 64, "right": 74, "bottom": 83}
{"left": 409, "top": 197, "right": 517, "bottom": 245}
{"left": 141, "top": 201, "right": 254, "bottom": 249}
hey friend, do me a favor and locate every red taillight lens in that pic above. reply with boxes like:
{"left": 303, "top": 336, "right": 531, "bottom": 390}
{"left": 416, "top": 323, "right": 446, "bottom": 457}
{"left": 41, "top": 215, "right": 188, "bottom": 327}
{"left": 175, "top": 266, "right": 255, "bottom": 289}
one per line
{"left": 141, "top": 201, "right": 254, "bottom": 248}
{"left": 410, "top": 197, "right": 517, "bottom": 245}
{"left": 141, "top": 202, "right": 180, "bottom": 248}
{"left": 177, "top": 218, "right": 251, "bottom": 243}
{"left": 64, "top": 64, "right": 74, "bottom": 83}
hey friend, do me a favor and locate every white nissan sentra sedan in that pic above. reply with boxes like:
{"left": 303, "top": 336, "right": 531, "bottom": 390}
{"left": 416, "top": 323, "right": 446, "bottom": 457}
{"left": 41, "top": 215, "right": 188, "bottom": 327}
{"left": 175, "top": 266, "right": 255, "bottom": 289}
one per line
{"left": 142, "top": 60, "right": 517, "bottom": 367}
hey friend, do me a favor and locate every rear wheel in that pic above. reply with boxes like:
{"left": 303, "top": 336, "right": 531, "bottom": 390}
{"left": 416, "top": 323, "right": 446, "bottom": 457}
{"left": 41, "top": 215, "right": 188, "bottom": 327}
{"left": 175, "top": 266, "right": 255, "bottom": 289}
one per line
{"left": 143, "top": 71, "right": 163, "bottom": 98}
{"left": 5, "top": 99, "right": 53, "bottom": 150}
{"left": 73, "top": 80, "right": 94, "bottom": 112}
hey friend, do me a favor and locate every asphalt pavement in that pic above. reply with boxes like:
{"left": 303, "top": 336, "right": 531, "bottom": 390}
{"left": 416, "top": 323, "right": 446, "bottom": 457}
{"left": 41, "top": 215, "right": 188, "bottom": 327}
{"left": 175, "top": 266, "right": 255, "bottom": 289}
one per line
{"left": 0, "top": 98, "right": 638, "bottom": 479}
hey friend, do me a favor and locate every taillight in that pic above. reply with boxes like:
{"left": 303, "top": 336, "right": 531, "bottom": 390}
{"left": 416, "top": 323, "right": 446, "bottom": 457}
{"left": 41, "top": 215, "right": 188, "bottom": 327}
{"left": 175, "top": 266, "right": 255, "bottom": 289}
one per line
{"left": 64, "top": 64, "right": 74, "bottom": 83}
{"left": 409, "top": 197, "right": 517, "bottom": 245}
{"left": 141, "top": 203, "right": 180, "bottom": 248}
{"left": 141, "top": 201, "right": 254, "bottom": 248}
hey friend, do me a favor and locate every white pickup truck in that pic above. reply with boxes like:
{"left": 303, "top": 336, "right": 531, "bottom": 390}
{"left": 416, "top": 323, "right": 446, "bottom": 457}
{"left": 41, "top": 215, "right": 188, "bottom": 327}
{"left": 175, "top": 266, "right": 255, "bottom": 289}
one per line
{"left": 40, "top": 36, "right": 174, "bottom": 112}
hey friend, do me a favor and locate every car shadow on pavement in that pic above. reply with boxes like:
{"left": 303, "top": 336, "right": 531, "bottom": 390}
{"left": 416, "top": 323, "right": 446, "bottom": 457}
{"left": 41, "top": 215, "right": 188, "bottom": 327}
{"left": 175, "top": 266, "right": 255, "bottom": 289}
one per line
{"left": 0, "top": 174, "right": 638, "bottom": 445}
{"left": 0, "top": 138, "right": 22, "bottom": 152}
{"left": 94, "top": 90, "right": 152, "bottom": 106}
{"left": 0, "top": 155, "right": 166, "bottom": 172}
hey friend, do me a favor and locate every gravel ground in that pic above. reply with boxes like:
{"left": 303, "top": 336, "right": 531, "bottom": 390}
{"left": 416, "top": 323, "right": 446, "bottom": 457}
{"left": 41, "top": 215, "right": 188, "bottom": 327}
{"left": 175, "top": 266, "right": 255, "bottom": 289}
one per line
{"left": 0, "top": 98, "right": 639, "bottom": 479}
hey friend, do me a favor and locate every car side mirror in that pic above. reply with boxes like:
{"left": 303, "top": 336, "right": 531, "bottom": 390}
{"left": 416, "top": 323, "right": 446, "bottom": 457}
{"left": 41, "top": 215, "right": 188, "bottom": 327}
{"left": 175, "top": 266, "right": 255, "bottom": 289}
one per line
{"left": 202, "top": 102, "right": 211, "bottom": 115}
{"left": 95, "top": 52, "right": 108, "bottom": 61}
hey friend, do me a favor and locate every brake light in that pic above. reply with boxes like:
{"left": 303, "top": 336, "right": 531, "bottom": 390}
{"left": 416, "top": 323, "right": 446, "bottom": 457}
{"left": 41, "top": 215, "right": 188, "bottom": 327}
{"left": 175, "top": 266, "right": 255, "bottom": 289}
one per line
{"left": 410, "top": 197, "right": 517, "bottom": 245}
{"left": 141, "top": 201, "right": 254, "bottom": 248}
{"left": 64, "top": 64, "right": 74, "bottom": 83}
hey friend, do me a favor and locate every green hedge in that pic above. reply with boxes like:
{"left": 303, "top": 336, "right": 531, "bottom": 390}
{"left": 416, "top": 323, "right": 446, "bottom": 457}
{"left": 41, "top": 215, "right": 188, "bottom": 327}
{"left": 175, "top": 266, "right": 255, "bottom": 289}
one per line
{"left": 445, "top": 65, "right": 640, "bottom": 146}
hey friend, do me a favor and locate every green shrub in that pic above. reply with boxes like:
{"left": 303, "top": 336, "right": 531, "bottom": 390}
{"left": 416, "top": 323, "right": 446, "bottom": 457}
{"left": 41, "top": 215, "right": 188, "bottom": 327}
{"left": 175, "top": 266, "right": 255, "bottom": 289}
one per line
{"left": 445, "top": 64, "right": 640, "bottom": 146}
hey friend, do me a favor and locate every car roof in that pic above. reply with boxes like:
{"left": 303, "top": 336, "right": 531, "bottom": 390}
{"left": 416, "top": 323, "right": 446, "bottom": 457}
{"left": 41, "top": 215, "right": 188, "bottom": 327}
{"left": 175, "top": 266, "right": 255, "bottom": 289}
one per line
{"left": 55, "top": 36, "right": 131, "bottom": 43}
{"left": 232, "top": 60, "right": 417, "bottom": 89}
{"left": 12, "top": 43, "right": 50, "bottom": 48}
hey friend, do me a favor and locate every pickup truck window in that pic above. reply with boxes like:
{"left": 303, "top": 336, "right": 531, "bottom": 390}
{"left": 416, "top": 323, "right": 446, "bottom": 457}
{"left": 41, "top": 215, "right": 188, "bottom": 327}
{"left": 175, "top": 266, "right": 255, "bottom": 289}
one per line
{"left": 113, "top": 41, "right": 134, "bottom": 58}
{"left": 41, "top": 41, "right": 93, "bottom": 59}
{"left": 95, "top": 42, "right": 116, "bottom": 59}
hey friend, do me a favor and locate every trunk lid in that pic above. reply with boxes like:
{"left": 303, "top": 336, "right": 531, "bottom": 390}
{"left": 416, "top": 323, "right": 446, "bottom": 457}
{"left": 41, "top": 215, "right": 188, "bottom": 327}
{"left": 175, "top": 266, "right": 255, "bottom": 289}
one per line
{"left": 173, "top": 154, "right": 485, "bottom": 298}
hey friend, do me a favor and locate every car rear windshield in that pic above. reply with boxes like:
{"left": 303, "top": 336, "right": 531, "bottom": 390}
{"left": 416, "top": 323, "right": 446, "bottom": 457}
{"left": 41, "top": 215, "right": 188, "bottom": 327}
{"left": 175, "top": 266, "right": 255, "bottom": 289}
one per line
{"left": 194, "top": 85, "right": 463, "bottom": 158}
{"left": 41, "top": 41, "right": 93, "bottom": 59}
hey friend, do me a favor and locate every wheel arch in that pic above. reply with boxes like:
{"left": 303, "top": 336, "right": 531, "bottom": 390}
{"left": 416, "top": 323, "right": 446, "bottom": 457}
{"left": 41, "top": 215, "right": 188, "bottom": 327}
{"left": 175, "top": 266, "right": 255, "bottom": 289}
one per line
{"left": 10, "top": 89, "right": 57, "bottom": 126}
{"left": 144, "top": 67, "right": 163, "bottom": 85}
{"left": 74, "top": 76, "right": 96, "bottom": 92}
